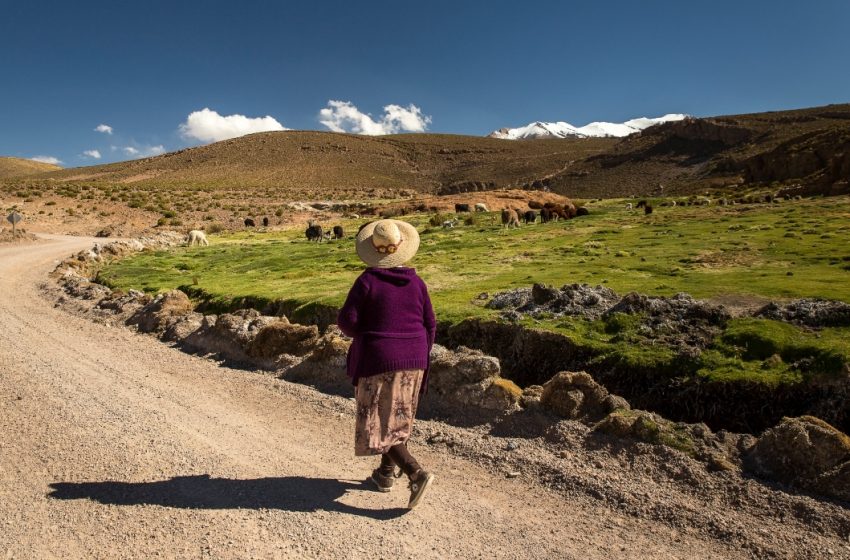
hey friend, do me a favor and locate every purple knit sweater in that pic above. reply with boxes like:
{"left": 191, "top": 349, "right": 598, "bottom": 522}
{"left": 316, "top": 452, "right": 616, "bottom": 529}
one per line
{"left": 337, "top": 267, "right": 436, "bottom": 391}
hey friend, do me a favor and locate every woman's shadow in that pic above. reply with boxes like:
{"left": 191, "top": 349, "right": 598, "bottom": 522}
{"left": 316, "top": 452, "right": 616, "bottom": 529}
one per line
{"left": 48, "top": 475, "right": 407, "bottom": 520}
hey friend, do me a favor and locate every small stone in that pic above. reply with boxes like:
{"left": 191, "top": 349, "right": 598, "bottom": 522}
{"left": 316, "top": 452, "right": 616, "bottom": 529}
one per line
{"left": 506, "top": 472, "right": 520, "bottom": 478}
{"left": 505, "top": 441, "right": 519, "bottom": 451}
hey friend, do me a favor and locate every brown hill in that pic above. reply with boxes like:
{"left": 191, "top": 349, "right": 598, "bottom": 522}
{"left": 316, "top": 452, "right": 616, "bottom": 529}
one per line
{"left": 0, "top": 157, "right": 62, "bottom": 179}
{"left": 6, "top": 103, "right": 850, "bottom": 204}
{"left": 32, "top": 132, "right": 614, "bottom": 199}
{"left": 542, "top": 103, "right": 850, "bottom": 198}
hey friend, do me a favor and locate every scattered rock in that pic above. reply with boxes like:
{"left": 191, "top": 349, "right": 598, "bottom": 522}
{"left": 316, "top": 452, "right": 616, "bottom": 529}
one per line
{"left": 756, "top": 299, "right": 850, "bottom": 328}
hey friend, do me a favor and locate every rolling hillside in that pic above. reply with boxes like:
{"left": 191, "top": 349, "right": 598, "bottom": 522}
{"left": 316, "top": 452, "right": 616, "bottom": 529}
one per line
{"left": 542, "top": 103, "right": 850, "bottom": 197}
{"left": 0, "top": 157, "right": 62, "bottom": 179}
{"left": 28, "top": 132, "right": 615, "bottom": 199}
{"left": 6, "top": 103, "right": 850, "bottom": 203}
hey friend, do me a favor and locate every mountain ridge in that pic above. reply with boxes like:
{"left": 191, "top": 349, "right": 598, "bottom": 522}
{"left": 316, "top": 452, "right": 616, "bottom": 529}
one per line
{"left": 488, "top": 113, "right": 688, "bottom": 140}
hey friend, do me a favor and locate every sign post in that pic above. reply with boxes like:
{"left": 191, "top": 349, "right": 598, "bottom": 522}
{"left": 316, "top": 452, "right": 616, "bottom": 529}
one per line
{"left": 7, "top": 211, "right": 22, "bottom": 235}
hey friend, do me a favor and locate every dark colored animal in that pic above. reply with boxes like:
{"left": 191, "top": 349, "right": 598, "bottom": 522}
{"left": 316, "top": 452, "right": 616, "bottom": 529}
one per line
{"left": 575, "top": 206, "right": 589, "bottom": 216}
{"left": 262, "top": 217, "right": 269, "bottom": 227}
{"left": 305, "top": 221, "right": 323, "bottom": 242}
{"left": 528, "top": 200, "right": 544, "bottom": 210}
{"left": 644, "top": 205, "right": 654, "bottom": 215}
{"left": 501, "top": 208, "right": 520, "bottom": 228}
{"left": 455, "top": 203, "right": 470, "bottom": 213}
{"left": 636, "top": 200, "right": 648, "bottom": 209}
{"left": 332, "top": 225, "right": 344, "bottom": 239}
{"left": 540, "top": 207, "right": 553, "bottom": 223}
{"left": 244, "top": 218, "right": 256, "bottom": 227}
{"left": 523, "top": 210, "right": 537, "bottom": 224}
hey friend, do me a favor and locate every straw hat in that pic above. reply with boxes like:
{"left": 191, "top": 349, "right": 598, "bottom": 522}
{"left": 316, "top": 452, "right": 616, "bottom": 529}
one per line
{"left": 355, "top": 219, "right": 421, "bottom": 268}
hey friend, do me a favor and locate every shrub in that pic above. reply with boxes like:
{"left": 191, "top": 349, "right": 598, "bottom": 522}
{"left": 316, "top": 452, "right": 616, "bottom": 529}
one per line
{"left": 206, "top": 222, "right": 225, "bottom": 234}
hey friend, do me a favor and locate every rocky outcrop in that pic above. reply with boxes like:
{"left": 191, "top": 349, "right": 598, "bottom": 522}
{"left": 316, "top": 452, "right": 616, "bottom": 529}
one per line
{"left": 744, "top": 416, "right": 850, "bottom": 501}
{"left": 539, "top": 371, "right": 622, "bottom": 421}
{"left": 283, "top": 331, "right": 350, "bottom": 393}
{"left": 427, "top": 344, "right": 520, "bottom": 413}
{"left": 127, "top": 290, "right": 195, "bottom": 334}
{"left": 756, "top": 298, "right": 850, "bottom": 328}
{"left": 487, "top": 283, "right": 619, "bottom": 321}
{"left": 595, "top": 409, "right": 745, "bottom": 472}
{"left": 181, "top": 310, "right": 278, "bottom": 364}
{"left": 247, "top": 319, "right": 320, "bottom": 359}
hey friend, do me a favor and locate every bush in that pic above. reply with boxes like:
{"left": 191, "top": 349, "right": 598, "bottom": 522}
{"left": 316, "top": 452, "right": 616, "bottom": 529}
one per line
{"left": 206, "top": 222, "right": 225, "bottom": 234}
{"left": 428, "top": 213, "right": 452, "bottom": 227}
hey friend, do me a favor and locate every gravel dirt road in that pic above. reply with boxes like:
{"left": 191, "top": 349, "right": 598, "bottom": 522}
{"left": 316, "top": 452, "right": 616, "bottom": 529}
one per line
{"left": 0, "top": 236, "right": 784, "bottom": 558}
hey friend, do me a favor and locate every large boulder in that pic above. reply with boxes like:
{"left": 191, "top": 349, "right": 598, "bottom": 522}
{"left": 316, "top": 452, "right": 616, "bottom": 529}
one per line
{"left": 450, "top": 377, "right": 522, "bottom": 412}
{"left": 162, "top": 312, "right": 204, "bottom": 342}
{"left": 744, "top": 416, "right": 850, "bottom": 501}
{"left": 283, "top": 332, "right": 351, "bottom": 394}
{"left": 427, "top": 344, "right": 501, "bottom": 396}
{"left": 247, "top": 318, "right": 319, "bottom": 359}
{"left": 539, "top": 371, "right": 611, "bottom": 420}
{"left": 127, "top": 290, "right": 194, "bottom": 334}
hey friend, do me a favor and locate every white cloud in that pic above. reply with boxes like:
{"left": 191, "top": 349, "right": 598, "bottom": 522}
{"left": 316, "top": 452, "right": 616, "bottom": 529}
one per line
{"left": 95, "top": 124, "right": 113, "bottom": 135}
{"left": 318, "top": 100, "right": 431, "bottom": 135}
{"left": 31, "top": 155, "right": 62, "bottom": 165}
{"left": 122, "top": 145, "right": 165, "bottom": 158}
{"left": 178, "top": 108, "right": 286, "bottom": 143}
{"left": 83, "top": 149, "right": 102, "bottom": 159}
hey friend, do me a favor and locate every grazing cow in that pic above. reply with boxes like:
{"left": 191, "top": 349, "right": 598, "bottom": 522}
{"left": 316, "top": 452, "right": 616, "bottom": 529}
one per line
{"left": 332, "top": 225, "right": 344, "bottom": 239}
{"left": 644, "top": 205, "right": 654, "bottom": 215}
{"left": 262, "top": 216, "right": 269, "bottom": 227}
{"left": 636, "top": 200, "right": 648, "bottom": 209}
{"left": 528, "top": 200, "right": 544, "bottom": 210}
{"left": 523, "top": 210, "right": 537, "bottom": 224}
{"left": 323, "top": 230, "right": 332, "bottom": 240}
{"left": 576, "top": 206, "right": 589, "bottom": 216}
{"left": 305, "top": 220, "right": 324, "bottom": 242}
{"left": 540, "top": 207, "right": 553, "bottom": 223}
{"left": 501, "top": 208, "right": 520, "bottom": 228}
{"left": 186, "top": 230, "right": 209, "bottom": 247}
{"left": 455, "top": 203, "right": 470, "bottom": 213}
{"left": 474, "top": 203, "right": 489, "bottom": 212}
{"left": 442, "top": 218, "right": 458, "bottom": 228}
{"left": 244, "top": 218, "right": 256, "bottom": 227}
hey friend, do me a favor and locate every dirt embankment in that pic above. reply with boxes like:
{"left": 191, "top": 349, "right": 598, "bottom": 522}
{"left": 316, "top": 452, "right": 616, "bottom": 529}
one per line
{"left": 50, "top": 235, "right": 850, "bottom": 537}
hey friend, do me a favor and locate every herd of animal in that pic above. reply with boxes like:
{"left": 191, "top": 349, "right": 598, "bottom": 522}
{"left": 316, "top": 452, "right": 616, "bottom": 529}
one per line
{"left": 185, "top": 199, "right": 593, "bottom": 247}
{"left": 496, "top": 201, "right": 589, "bottom": 229}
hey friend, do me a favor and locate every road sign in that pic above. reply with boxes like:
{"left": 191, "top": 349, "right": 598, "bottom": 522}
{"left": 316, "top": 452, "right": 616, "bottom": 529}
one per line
{"left": 7, "top": 211, "right": 22, "bottom": 234}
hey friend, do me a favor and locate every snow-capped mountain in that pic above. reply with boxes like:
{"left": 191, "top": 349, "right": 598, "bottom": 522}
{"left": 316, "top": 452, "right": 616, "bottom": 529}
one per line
{"left": 488, "top": 113, "right": 688, "bottom": 140}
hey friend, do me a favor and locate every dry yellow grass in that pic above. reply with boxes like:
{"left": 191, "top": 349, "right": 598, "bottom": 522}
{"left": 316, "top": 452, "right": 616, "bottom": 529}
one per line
{"left": 0, "top": 157, "right": 62, "bottom": 179}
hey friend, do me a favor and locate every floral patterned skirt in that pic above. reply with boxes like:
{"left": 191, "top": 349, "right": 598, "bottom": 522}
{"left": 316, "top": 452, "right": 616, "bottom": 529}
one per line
{"left": 354, "top": 369, "right": 424, "bottom": 456}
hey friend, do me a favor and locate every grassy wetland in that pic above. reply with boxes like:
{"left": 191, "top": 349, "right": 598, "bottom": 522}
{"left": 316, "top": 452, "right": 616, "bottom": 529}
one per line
{"left": 98, "top": 196, "right": 850, "bottom": 401}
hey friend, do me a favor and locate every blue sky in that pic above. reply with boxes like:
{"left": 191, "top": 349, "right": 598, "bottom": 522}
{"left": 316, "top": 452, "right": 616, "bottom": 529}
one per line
{"left": 1, "top": 0, "right": 848, "bottom": 166}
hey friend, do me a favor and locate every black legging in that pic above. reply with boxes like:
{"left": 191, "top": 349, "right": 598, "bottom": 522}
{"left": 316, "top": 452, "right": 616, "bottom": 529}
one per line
{"left": 382, "top": 443, "right": 421, "bottom": 477}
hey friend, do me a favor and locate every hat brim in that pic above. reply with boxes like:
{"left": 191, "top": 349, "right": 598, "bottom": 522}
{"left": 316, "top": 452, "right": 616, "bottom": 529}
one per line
{"left": 355, "top": 220, "right": 421, "bottom": 268}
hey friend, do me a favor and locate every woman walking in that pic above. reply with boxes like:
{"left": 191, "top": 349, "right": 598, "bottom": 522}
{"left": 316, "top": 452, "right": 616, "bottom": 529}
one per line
{"left": 337, "top": 219, "right": 436, "bottom": 509}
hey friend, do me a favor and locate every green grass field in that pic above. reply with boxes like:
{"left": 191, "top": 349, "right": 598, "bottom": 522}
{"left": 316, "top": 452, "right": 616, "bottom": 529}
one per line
{"left": 99, "top": 196, "right": 850, "bottom": 385}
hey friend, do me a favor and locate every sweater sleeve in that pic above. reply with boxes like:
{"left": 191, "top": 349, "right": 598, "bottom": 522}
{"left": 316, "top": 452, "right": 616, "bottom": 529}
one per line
{"left": 337, "top": 275, "right": 369, "bottom": 337}
{"left": 422, "top": 281, "right": 437, "bottom": 347}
